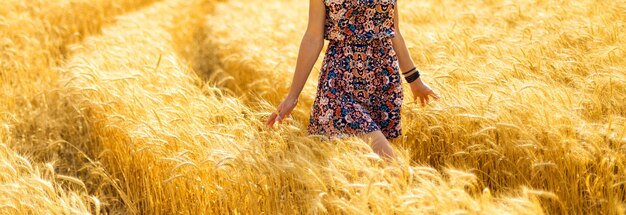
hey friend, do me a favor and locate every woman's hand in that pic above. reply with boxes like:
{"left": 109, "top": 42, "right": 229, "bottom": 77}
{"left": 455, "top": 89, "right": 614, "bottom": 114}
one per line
{"left": 409, "top": 78, "right": 440, "bottom": 107}
{"left": 265, "top": 97, "right": 299, "bottom": 128}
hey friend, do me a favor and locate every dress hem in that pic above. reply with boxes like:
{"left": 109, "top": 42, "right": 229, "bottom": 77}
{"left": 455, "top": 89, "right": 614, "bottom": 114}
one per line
{"left": 306, "top": 127, "right": 402, "bottom": 142}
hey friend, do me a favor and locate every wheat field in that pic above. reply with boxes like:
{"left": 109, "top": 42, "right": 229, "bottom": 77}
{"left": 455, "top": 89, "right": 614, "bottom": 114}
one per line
{"left": 0, "top": 0, "right": 624, "bottom": 214}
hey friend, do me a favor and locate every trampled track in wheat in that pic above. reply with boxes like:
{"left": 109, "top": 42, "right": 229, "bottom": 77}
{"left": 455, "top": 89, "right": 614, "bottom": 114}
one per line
{"left": 0, "top": 0, "right": 624, "bottom": 214}
{"left": 1, "top": 0, "right": 158, "bottom": 213}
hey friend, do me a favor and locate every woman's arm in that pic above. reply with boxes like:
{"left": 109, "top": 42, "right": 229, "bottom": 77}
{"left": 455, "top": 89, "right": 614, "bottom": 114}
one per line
{"left": 390, "top": 1, "right": 421, "bottom": 82}
{"left": 266, "top": 0, "right": 325, "bottom": 127}
{"left": 285, "top": 0, "right": 326, "bottom": 101}
{"left": 390, "top": 2, "right": 440, "bottom": 106}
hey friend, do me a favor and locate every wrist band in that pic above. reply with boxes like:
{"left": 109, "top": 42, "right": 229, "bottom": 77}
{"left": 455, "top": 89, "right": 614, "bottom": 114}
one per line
{"left": 405, "top": 69, "right": 421, "bottom": 83}
{"left": 401, "top": 67, "right": 417, "bottom": 75}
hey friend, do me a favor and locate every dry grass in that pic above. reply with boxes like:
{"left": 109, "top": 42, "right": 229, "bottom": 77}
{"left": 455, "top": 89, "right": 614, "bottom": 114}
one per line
{"left": 0, "top": 142, "right": 96, "bottom": 214}
{"left": 59, "top": 0, "right": 544, "bottom": 213}
{"left": 1, "top": 0, "right": 624, "bottom": 214}
{"left": 0, "top": 0, "right": 158, "bottom": 213}
{"left": 201, "top": 0, "right": 626, "bottom": 214}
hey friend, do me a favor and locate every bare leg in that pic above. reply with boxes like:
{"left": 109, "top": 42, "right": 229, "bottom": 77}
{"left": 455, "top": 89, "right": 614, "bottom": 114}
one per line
{"left": 357, "top": 130, "right": 396, "bottom": 164}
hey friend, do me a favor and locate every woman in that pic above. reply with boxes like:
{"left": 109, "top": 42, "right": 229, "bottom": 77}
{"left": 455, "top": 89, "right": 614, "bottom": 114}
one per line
{"left": 265, "top": 0, "right": 440, "bottom": 163}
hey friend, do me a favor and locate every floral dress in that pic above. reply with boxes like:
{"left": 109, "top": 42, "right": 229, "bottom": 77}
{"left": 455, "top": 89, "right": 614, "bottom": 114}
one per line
{"left": 306, "top": 0, "right": 404, "bottom": 140}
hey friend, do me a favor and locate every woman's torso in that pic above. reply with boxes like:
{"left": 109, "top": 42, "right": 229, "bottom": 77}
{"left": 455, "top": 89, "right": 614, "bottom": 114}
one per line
{"left": 324, "top": 0, "right": 397, "bottom": 42}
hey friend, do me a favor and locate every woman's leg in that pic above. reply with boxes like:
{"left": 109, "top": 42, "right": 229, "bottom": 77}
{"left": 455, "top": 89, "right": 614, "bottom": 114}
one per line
{"left": 357, "top": 130, "right": 396, "bottom": 163}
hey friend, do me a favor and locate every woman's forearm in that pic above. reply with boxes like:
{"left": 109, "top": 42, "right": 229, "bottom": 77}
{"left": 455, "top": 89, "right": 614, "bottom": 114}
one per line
{"left": 286, "top": 33, "right": 325, "bottom": 100}
{"left": 391, "top": 31, "right": 423, "bottom": 83}
{"left": 391, "top": 31, "right": 417, "bottom": 73}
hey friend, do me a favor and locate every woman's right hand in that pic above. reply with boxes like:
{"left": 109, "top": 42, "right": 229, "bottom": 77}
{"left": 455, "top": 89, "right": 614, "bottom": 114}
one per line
{"left": 265, "top": 97, "right": 299, "bottom": 128}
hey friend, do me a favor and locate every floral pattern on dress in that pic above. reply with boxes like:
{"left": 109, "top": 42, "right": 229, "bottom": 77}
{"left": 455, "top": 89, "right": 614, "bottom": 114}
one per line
{"left": 307, "top": 39, "right": 403, "bottom": 140}
{"left": 323, "top": 0, "right": 396, "bottom": 42}
{"left": 307, "top": 0, "right": 403, "bottom": 141}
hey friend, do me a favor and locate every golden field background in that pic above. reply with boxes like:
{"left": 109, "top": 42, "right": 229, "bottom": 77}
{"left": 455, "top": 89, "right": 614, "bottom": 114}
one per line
{"left": 0, "top": 0, "right": 624, "bottom": 214}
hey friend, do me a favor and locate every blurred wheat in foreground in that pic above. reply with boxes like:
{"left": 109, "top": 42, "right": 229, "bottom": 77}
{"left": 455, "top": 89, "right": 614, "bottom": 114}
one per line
{"left": 0, "top": 0, "right": 624, "bottom": 214}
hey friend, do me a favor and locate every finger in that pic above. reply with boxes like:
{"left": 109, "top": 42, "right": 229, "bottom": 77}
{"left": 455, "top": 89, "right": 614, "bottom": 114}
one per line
{"left": 420, "top": 96, "right": 426, "bottom": 107}
{"left": 278, "top": 108, "right": 289, "bottom": 123}
{"left": 427, "top": 90, "right": 438, "bottom": 98}
{"left": 280, "top": 113, "right": 289, "bottom": 123}
{"left": 273, "top": 105, "right": 284, "bottom": 121}
{"left": 431, "top": 92, "right": 441, "bottom": 100}
{"left": 266, "top": 113, "right": 275, "bottom": 124}
{"left": 285, "top": 107, "right": 295, "bottom": 118}
{"left": 425, "top": 95, "right": 430, "bottom": 105}
{"left": 266, "top": 113, "right": 277, "bottom": 128}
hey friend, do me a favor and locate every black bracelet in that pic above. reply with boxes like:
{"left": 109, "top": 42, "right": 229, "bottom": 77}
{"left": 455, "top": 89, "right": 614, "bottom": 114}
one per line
{"left": 401, "top": 67, "right": 417, "bottom": 75}
{"left": 405, "top": 69, "right": 421, "bottom": 83}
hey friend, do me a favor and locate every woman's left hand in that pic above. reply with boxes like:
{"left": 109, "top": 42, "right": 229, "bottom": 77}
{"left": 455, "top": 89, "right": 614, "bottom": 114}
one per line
{"left": 408, "top": 78, "right": 440, "bottom": 107}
